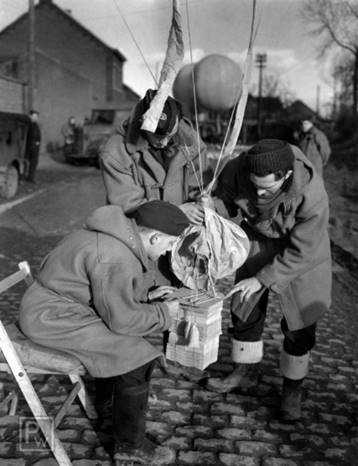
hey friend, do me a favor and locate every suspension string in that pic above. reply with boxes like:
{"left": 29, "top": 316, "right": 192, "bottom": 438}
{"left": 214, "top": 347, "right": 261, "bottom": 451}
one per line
{"left": 185, "top": 0, "right": 204, "bottom": 193}
{"left": 183, "top": 143, "right": 203, "bottom": 193}
{"left": 205, "top": 0, "right": 258, "bottom": 194}
{"left": 210, "top": 92, "right": 240, "bottom": 188}
{"left": 112, "top": 0, "right": 158, "bottom": 86}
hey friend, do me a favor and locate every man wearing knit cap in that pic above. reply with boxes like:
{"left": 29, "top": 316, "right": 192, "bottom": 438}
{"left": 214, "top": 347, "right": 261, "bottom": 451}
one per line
{"left": 206, "top": 139, "right": 332, "bottom": 422}
{"left": 19, "top": 201, "right": 190, "bottom": 464}
{"left": 100, "top": 89, "right": 212, "bottom": 226}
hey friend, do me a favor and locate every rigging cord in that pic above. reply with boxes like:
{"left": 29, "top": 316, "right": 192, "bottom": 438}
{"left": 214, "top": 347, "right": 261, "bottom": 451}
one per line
{"left": 208, "top": 0, "right": 258, "bottom": 192}
{"left": 183, "top": 143, "right": 204, "bottom": 194}
{"left": 112, "top": 0, "right": 158, "bottom": 86}
{"left": 185, "top": 0, "right": 204, "bottom": 193}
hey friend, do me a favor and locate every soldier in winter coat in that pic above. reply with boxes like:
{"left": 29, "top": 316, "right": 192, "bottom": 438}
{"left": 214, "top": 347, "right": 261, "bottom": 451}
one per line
{"left": 206, "top": 139, "right": 332, "bottom": 421}
{"left": 19, "top": 201, "right": 190, "bottom": 465}
{"left": 298, "top": 119, "right": 331, "bottom": 176}
{"left": 100, "top": 89, "right": 211, "bottom": 225}
{"left": 25, "top": 109, "right": 41, "bottom": 182}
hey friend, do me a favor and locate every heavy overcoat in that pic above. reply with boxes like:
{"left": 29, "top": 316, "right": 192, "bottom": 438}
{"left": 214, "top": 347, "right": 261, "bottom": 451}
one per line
{"left": 19, "top": 206, "right": 172, "bottom": 378}
{"left": 214, "top": 145, "right": 332, "bottom": 331}
{"left": 298, "top": 126, "right": 331, "bottom": 176}
{"left": 100, "top": 99, "right": 209, "bottom": 212}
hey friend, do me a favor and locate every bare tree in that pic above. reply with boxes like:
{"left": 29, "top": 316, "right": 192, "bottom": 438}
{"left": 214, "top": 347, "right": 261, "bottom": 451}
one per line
{"left": 263, "top": 72, "right": 296, "bottom": 105}
{"left": 301, "top": 0, "right": 358, "bottom": 115}
{"left": 332, "top": 52, "right": 355, "bottom": 112}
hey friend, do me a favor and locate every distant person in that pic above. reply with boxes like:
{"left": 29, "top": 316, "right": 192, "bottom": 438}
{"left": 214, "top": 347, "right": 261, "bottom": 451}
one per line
{"left": 205, "top": 139, "right": 332, "bottom": 422}
{"left": 298, "top": 119, "right": 331, "bottom": 176}
{"left": 100, "top": 88, "right": 212, "bottom": 225}
{"left": 19, "top": 200, "right": 189, "bottom": 465}
{"left": 25, "top": 109, "right": 41, "bottom": 183}
{"left": 62, "top": 116, "right": 77, "bottom": 158}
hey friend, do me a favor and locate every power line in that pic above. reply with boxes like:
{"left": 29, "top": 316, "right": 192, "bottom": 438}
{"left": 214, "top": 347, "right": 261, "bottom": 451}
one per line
{"left": 111, "top": 0, "right": 157, "bottom": 85}
{"left": 73, "top": 0, "right": 225, "bottom": 22}
{"left": 256, "top": 52, "right": 267, "bottom": 138}
{"left": 1, "top": 0, "right": 26, "bottom": 14}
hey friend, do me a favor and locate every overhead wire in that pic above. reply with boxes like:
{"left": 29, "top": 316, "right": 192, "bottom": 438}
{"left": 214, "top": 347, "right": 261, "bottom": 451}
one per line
{"left": 208, "top": 0, "right": 258, "bottom": 190}
{"left": 184, "top": 0, "right": 204, "bottom": 192}
{"left": 1, "top": 0, "right": 26, "bottom": 14}
{"left": 79, "top": 0, "right": 215, "bottom": 21}
{"left": 111, "top": 0, "right": 158, "bottom": 86}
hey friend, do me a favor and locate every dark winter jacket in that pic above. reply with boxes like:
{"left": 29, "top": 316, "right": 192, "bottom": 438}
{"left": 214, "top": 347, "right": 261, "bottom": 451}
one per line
{"left": 213, "top": 144, "right": 332, "bottom": 330}
{"left": 27, "top": 121, "right": 41, "bottom": 152}
{"left": 100, "top": 98, "right": 210, "bottom": 212}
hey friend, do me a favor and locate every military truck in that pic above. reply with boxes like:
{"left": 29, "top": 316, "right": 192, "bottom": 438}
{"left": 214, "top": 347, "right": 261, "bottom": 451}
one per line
{"left": 65, "top": 108, "right": 129, "bottom": 167}
{"left": 0, "top": 111, "right": 30, "bottom": 199}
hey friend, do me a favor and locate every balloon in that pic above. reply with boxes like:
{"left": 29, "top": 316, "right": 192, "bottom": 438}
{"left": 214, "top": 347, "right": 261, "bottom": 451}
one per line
{"left": 195, "top": 54, "right": 243, "bottom": 112}
{"left": 173, "top": 54, "right": 243, "bottom": 114}
{"left": 172, "top": 63, "right": 197, "bottom": 114}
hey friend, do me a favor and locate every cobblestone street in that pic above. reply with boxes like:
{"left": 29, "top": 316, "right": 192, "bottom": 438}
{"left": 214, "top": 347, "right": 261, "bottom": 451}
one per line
{"left": 0, "top": 154, "right": 357, "bottom": 466}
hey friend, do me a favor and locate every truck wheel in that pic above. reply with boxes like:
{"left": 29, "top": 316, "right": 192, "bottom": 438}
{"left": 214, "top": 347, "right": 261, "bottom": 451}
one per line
{"left": 2, "top": 165, "right": 19, "bottom": 199}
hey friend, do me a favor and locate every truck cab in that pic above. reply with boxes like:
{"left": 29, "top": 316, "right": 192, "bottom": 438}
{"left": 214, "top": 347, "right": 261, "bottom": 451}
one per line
{"left": 66, "top": 108, "right": 129, "bottom": 166}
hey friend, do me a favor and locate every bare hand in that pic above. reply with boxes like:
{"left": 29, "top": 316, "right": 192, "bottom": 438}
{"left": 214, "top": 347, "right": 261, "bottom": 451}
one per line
{"left": 199, "top": 194, "right": 215, "bottom": 210}
{"left": 148, "top": 286, "right": 177, "bottom": 302}
{"left": 226, "top": 277, "right": 263, "bottom": 303}
{"left": 179, "top": 202, "right": 205, "bottom": 225}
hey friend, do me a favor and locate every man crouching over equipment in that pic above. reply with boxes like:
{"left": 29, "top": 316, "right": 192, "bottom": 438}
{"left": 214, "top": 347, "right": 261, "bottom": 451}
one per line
{"left": 205, "top": 139, "right": 332, "bottom": 422}
{"left": 19, "top": 200, "right": 189, "bottom": 465}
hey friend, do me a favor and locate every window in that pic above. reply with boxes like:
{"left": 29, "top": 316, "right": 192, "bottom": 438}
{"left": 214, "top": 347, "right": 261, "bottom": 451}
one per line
{"left": 0, "top": 57, "right": 19, "bottom": 79}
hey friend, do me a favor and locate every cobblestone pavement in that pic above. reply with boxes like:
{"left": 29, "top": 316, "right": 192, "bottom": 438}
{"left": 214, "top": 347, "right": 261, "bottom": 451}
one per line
{"left": 0, "top": 155, "right": 357, "bottom": 465}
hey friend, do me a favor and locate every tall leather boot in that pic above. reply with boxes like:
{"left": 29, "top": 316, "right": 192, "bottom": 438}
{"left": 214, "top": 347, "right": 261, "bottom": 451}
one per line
{"left": 94, "top": 377, "right": 115, "bottom": 420}
{"left": 206, "top": 339, "right": 263, "bottom": 393}
{"left": 113, "top": 382, "right": 171, "bottom": 465}
{"left": 280, "top": 350, "right": 309, "bottom": 421}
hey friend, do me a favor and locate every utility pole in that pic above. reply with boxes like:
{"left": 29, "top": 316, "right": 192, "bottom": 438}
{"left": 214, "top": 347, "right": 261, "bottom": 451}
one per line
{"left": 332, "top": 76, "right": 336, "bottom": 120}
{"left": 316, "top": 84, "right": 320, "bottom": 118}
{"left": 255, "top": 52, "right": 267, "bottom": 139}
{"left": 28, "top": 0, "right": 35, "bottom": 111}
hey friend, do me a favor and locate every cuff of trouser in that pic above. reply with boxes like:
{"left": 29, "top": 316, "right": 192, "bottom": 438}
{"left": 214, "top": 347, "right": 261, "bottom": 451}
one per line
{"left": 232, "top": 339, "right": 263, "bottom": 363}
{"left": 280, "top": 350, "right": 309, "bottom": 380}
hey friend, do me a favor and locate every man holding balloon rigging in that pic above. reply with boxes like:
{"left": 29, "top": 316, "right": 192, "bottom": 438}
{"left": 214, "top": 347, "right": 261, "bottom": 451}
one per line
{"left": 100, "top": 88, "right": 211, "bottom": 226}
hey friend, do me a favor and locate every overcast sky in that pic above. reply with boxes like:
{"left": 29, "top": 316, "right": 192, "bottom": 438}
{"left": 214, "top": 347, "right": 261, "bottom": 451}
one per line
{"left": 1, "top": 0, "right": 335, "bottom": 113}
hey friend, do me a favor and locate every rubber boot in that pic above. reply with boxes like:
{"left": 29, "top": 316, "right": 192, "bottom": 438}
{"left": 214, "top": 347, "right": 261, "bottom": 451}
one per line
{"left": 205, "top": 363, "right": 259, "bottom": 393}
{"left": 113, "top": 382, "right": 171, "bottom": 465}
{"left": 280, "top": 377, "right": 303, "bottom": 421}
{"left": 94, "top": 377, "right": 115, "bottom": 420}
{"left": 279, "top": 350, "right": 309, "bottom": 421}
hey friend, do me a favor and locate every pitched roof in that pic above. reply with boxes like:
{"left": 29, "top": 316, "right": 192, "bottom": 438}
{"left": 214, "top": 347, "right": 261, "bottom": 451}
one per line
{"left": 284, "top": 100, "right": 316, "bottom": 120}
{"left": 0, "top": 0, "right": 126, "bottom": 62}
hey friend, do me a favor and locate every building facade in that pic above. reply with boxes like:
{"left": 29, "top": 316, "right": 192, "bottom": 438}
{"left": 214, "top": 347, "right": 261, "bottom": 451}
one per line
{"left": 0, "top": 0, "right": 139, "bottom": 147}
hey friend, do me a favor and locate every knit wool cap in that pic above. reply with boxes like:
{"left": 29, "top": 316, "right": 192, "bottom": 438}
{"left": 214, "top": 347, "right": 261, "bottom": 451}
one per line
{"left": 129, "top": 200, "right": 190, "bottom": 236}
{"left": 142, "top": 89, "right": 182, "bottom": 136}
{"left": 245, "top": 139, "right": 294, "bottom": 176}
